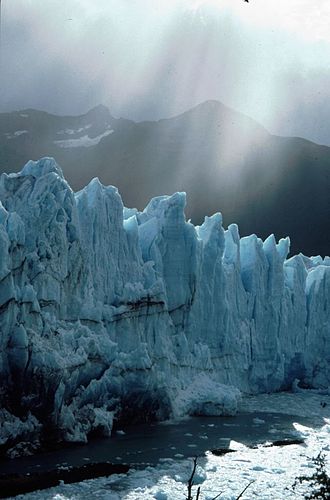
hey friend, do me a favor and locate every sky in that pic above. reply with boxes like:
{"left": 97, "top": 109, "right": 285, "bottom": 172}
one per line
{"left": 1, "top": 0, "right": 330, "bottom": 145}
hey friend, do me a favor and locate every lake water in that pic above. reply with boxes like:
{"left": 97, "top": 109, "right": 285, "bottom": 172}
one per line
{"left": 0, "top": 410, "right": 322, "bottom": 477}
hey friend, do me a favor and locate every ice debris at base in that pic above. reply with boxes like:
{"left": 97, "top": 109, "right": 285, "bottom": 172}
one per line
{"left": 0, "top": 157, "right": 329, "bottom": 447}
{"left": 16, "top": 392, "right": 330, "bottom": 500}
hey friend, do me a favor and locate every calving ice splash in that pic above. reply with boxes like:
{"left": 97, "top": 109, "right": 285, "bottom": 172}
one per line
{"left": 0, "top": 157, "right": 329, "bottom": 449}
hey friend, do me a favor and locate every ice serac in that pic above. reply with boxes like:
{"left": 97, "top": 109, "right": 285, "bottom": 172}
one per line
{"left": 0, "top": 157, "right": 329, "bottom": 450}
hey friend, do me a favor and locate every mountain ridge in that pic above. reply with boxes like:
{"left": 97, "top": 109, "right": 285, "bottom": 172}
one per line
{"left": 0, "top": 101, "right": 328, "bottom": 256}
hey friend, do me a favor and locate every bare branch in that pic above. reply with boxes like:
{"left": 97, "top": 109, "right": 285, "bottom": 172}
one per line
{"left": 210, "top": 492, "right": 223, "bottom": 500}
{"left": 187, "top": 457, "right": 198, "bottom": 500}
{"left": 236, "top": 480, "right": 255, "bottom": 500}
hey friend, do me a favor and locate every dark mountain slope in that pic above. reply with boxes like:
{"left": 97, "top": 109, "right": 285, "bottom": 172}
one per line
{"left": 0, "top": 101, "right": 328, "bottom": 256}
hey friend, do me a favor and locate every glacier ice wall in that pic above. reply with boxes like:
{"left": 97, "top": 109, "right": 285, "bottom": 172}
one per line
{"left": 0, "top": 158, "right": 329, "bottom": 446}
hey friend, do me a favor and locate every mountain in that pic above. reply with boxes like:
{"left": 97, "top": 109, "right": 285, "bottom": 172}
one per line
{"left": 0, "top": 158, "right": 329, "bottom": 452}
{"left": 0, "top": 101, "right": 329, "bottom": 256}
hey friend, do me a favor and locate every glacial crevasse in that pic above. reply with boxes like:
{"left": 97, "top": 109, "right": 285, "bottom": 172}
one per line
{"left": 0, "top": 158, "right": 329, "bottom": 447}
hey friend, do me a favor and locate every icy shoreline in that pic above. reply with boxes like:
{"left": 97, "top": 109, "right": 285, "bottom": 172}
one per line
{"left": 0, "top": 157, "right": 329, "bottom": 450}
{"left": 12, "top": 391, "right": 330, "bottom": 499}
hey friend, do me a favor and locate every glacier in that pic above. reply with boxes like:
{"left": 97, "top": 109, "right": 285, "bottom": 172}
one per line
{"left": 0, "top": 157, "right": 329, "bottom": 451}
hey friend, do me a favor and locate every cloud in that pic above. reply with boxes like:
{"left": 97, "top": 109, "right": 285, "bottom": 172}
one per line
{"left": 1, "top": 0, "right": 330, "bottom": 145}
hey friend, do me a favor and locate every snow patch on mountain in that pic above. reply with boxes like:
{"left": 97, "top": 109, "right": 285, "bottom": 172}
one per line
{"left": 56, "top": 124, "right": 93, "bottom": 135}
{"left": 4, "top": 130, "right": 28, "bottom": 139}
{"left": 0, "top": 157, "right": 329, "bottom": 449}
{"left": 54, "top": 129, "right": 114, "bottom": 148}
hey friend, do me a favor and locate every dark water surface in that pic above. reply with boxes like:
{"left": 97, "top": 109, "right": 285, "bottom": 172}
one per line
{"left": 0, "top": 411, "right": 322, "bottom": 476}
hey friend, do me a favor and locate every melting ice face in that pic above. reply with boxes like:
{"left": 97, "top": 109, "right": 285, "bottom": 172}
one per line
{"left": 0, "top": 157, "right": 329, "bottom": 449}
